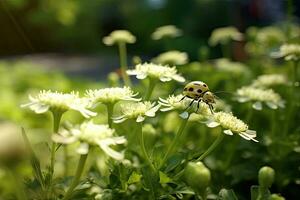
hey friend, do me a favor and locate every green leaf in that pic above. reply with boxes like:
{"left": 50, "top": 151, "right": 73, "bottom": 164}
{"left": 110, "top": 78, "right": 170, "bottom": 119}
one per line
{"left": 21, "top": 128, "right": 45, "bottom": 189}
{"left": 218, "top": 188, "right": 238, "bottom": 200}
{"left": 127, "top": 171, "right": 142, "bottom": 185}
{"left": 159, "top": 171, "right": 172, "bottom": 184}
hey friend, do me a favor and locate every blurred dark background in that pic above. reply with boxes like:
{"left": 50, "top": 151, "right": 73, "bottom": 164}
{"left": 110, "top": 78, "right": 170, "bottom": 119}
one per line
{"left": 1, "top": 0, "right": 299, "bottom": 59}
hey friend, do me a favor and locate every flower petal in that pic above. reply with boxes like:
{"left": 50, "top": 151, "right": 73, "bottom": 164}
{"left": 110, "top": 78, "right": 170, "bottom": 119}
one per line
{"left": 76, "top": 143, "right": 89, "bottom": 154}
{"left": 52, "top": 134, "right": 77, "bottom": 144}
{"left": 30, "top": 103, "right": 50, "bottom": 114}
{"left": 206, "top": 121, "right": 220, "bottom": 128}
{"left": 252, "top": 101, "right": 262, "bottom": 110}
{"left": 223, "top": 129, "right": 233, "bottom": 135}
{"left": 266, "top": 102, "right": 278, "bottom": 109}
{"left": 179, "top": 111, "right": 189, "bottom": 119}
{"left": 136, "top": 115, "right": 145, "bottom": 122}
{"left": 98, "top": 140, "right": 124, "bottom": 160}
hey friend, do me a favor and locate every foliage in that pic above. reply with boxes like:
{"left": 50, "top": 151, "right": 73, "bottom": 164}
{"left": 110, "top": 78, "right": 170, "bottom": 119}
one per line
{"left": 0, "top": 22, "right": 300, "bottom": 200}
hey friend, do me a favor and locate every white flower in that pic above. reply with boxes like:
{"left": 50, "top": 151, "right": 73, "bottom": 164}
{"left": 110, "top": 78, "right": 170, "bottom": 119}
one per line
{"left": 272, "top": 43, "right": 300, "bottom": 61}
{"left": 127, "top": 62, "right": 185, "bottom": 82}
{"left": 251, "top": 74, "right": 288, "bottom": 88}
{"left": 255, "top": 27, "right": 285, "bottom": 46}
{"left": 113, "top": 101, "right": 160, "bottom": 123}
{"left": 159, "top": 94, "right": 211, "bottom": 114}
{"left": 215, "top": 58, "right": 249, "bottom": 75}
{"left": 103, "top": 30, "right": 136, "bottom": 46}
{"left": 151, "top": 25, "right": 182, "bottom": 40}
{"left": 86, "top": 87, "right": 140, "bottom": 105}
{"left": 21, "top": 90, "right": 96, "bottom": 118}
{"left": 209, "top": 26, "right": 243, "bottom": 46}
{"left": 206, "top": 111, "right": 258, "bottom": 142}
{"left": 52, "top": 121, "right": 126, "bottom": 160}
{"left": 153, "top": 51, "right": 188, "bottom": 66}
{"left": 236, "top": 86, "right": 284, "bottom": 110}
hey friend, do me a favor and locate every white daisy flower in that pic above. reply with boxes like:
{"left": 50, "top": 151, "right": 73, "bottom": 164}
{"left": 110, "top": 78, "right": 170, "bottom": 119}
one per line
{"left": 153, "top": 50, "right": 188, "bottom": 66}
{"left": 236, "top": 86, "right": 284, "bottom": 110}
{"left": 127, "top": 62, "right": 185, "bottom": 83}
{"left": 159, "top": 94, "right": 211, "bottom": 115}
{"left": 272, "top": 43, "right": 300, "bottom": 61}
{"left": 209, "top": 26, "right": 243, "bottom": 46}
{"left": 113, "top": 101, "right": 160, "bottom": 123}
{"left": 206, "top": 111, "right": 258, "bottom": 142}
{"left": 86, "top": 87, "right": 141, "bottom": 105}
{"left": 151, "top": 25, "right": 182, "bottom": 40}
{"left": 21, "top": 90, "right": 96, "bottom": 118}
{"left": 103, "top": 30, "right": 136, "bottom": 46}
{"left": 251, "top": 74, "right": 288, "bottom": 88}
{"left": 52, "top": 121, "right": 126, "bottom": 160}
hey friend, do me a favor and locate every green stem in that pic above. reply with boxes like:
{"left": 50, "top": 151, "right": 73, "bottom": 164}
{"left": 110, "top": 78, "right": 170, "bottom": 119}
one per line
{"left": 48, "top": 111, "right": 63, "bottom": 198}
{"left": 64, "top": 146, "right": 69, "bottom": 176}
{"left": 292, "top": 60, "right": 298, "bottom": 85}
{"left": 221, "top": 42, "right": 230, "bottom": 59}
{"left": 106, "top": 103, "right": 115, "bottom": 128}
{"left": 144, "top": 78, "right": 156, "bottom": 101}
{"left": 63, "top": 154, "right": 88, "bottom": 200}
{"left": 118, "top": 42, "right": 131, "bottom": 86}
{"left": 196, "top": 133, "right": 224, "bottom": 161}
{"left": 160, "top": 116, "right": 189, "bottom": 169}
{"left": 50, "top": 111, "right": 63, "bottom": 178}
{"left": 137, "top": 122, "right": 156, "bottom": 171}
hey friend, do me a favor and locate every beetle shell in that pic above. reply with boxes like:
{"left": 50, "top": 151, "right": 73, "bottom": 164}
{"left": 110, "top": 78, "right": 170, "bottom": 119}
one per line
{"left": 183, "top": 81, "right": 210, "bottom": 99}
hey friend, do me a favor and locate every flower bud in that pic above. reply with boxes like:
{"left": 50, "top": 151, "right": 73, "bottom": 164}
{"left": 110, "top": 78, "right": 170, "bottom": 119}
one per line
{"left": 184, "top": 162, "right": 211, "bottom": 193}
{"left": 107, "top": 72, "right": 120, "bottom": 87}
{"left": 132, "top": 56, "right": 142, "bottom": 65}
{"left": 269, "top": 194, "right": 285, "bottom": 200}
{"left": 258, "top": 166, "right": 275, "bottom": 188}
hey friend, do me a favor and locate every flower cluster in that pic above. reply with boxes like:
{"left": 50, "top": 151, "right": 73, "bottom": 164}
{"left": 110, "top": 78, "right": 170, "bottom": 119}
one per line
{"left": 236, "top": 86, "right": 284, "bottom": 110}
{"left": 153, "top": 51, "right": 188, "bottom": 66}
{"left": 127, "top": 62, "right": 185, "bottom": 82}
{"left": 209, "top": 26, "right": 243, "bottom": 46}
{"left": 274, "top": 43, "right": 300, "bottom": 61}
{"left": 215, "top": 58, "right": 249, "bottom": 75}
{"left": 53, "top": 121, "right": 126, "bottom": 160}
{"left": 159, "top": 94, "right": 211, "bottom": 115}
{"left": 21, "top": 90, "right": 96, "bottom": 118}
{"left": 255, "top": 27, "right": 285, "bottom": 46}
{"left": 103, "top": 30, "right": 136, "bottom": 46}
{"left": 151, "top": 25, "right": 182, "bottom": 40}
{"left": 206, "top": 111, "right": 258, "bottom": 142}
{"left": 113, "top": 101, "right": 160, "bottom": 123}
{"left": 251, "top": 74, "right": 287, "bottom": 88}
{"left": 86, "top": 87, "right": 140, "bottom": 105}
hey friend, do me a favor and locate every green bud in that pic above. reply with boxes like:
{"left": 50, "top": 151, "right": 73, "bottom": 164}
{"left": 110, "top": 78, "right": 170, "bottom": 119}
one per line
{"left": 258, "top": 166, "right": 275, "bottom": 188}
{"left": 184, "top": 162, "right": 211, "bottom": 193}
{"left": 132, "top": 56, "right": 142, "bottom": 65}
{"left": 107, "top": 72, "right": 120, "bottom": 87}
{"left": 269, "top": 194, "right": 285, "bottom": 200}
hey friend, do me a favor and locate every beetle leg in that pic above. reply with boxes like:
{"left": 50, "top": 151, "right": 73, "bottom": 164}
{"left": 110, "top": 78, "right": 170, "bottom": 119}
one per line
{"left": 196, "top": 98, "right": 202, "bottom": 113}
{"left": 209, "top": 104, "right": 214, "bottom": 114}
{"left": 179, "top": 96, "right": 185, "bottom": 102}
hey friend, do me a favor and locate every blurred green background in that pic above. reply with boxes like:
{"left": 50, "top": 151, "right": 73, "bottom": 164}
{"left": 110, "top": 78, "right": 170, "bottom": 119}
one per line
{"left": 1, "top": 0, "right": 299, "bottom": 59}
